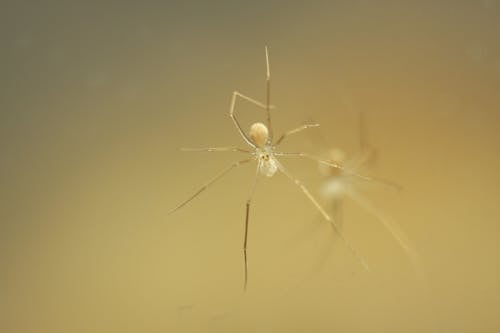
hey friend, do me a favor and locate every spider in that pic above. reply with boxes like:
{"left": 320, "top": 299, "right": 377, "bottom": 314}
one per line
{"left": 313, "top": 112, "right": 421, "bottom": 274}
{"left": 170, "top": 46, "right": 373, "bottom": 290}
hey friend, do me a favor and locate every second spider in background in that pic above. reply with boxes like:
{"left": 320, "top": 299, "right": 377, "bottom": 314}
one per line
{"left": 311, "top": 112, "right": 422, "bottom": 275}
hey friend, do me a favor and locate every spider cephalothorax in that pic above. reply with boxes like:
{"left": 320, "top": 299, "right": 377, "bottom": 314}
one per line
{"left": 255, "top": 145, "right": 277, "bottom": 177}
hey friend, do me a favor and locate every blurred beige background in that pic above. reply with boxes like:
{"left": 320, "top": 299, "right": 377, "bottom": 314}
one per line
{"left": 1, "top": 1, "right": 499, "bottom": 332}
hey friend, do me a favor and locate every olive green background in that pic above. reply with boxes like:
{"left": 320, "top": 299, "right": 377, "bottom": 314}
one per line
{"left": 1, "top": 1, "right": 499, "bottom": 332}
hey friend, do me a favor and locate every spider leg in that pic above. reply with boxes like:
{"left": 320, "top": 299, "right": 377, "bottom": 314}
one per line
{"left": 345, "top": 187, "right": 423, "bottom": 273}
{"left": 228, "top": 47, "right": 275, "bottom": 146}
{"left": 345, "top": 111, "right": 378, "bottom": 171}
{"left": 274, "top": 151, "right": 401, "bottom": 191}
{"left": 180, "top": 147, "right": 252, "bottom": 153}
{"left": 265, "top": 46, "right": 273, "bottom": 142}
{"left": 169, "top": 158, "right": 252, "bottom": 214}
{"left": 243, "top": 159, "right": 261, "bottom": 291}
{"left": 274, "top": 159, "right": 370, "bottom": 272}
{"left": 274, "top": 124, "right": 320, "bottom": 146}
{"left": 230, "top": 91, "right": 271, "bottom": 147}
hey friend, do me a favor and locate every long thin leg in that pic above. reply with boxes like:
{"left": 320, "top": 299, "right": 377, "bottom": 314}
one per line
{"left": 347, "top": 111, "right": 377, "bottom": 171}
{"left": 275, "top": 151, "right": 346, "bottom": 170}
{"left": 281, "top": 215, "right": 335, "bottom": 295}
{"left": 301, "top": 116, "right": 333, "bottom": 152}
{"left": 180, "top": 147, "right": 252, "bottom": 153}
{"left": 346, "top": 187, "right": 426, "bottom": 282}
{"left": 265, "top": 46, "right": 273, "bottom": 143}
{"left": 275, "top": 151, "right": 401, "bottom": 190}
{"left": 288, "top": 198, "right": 344, "bottom": 277}
{"left": 274, "top": 159, "right": 370, "bottom": 272}
{"left": 169, "top": 158, "right": 252, "bottom": 214}
{"left": 230, "top": 91, "right": 270, "bottom": 147}
{"left": 332, "top": 198, "right": 344, "bottom": 231}
{"left": 346, "top": 188, "right": 421, "bottom": 264}
{"left": 281, "top": 199, "right": 345, "bottom": 296}
{"left": 359, "top": 111, "right": 368, "bottom": 152}
{"left": 274, "top": 124, "right": 320, "bottom": 146}
{"left": 243, "top": 160, "right": 261, "bottom": 291}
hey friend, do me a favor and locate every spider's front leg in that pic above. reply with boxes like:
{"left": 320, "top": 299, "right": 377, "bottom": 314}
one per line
{"left": 168, "top": 158, "right": 252, "bottom": 214}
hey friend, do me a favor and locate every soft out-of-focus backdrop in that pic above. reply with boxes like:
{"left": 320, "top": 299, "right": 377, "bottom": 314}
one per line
{"left": 1, "top": 1, "right": 499, "bottom": 332}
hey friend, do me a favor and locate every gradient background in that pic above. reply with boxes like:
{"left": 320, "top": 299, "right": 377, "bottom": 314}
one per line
{"left": 1, "top": 1, "right": 500, "bottom": 332}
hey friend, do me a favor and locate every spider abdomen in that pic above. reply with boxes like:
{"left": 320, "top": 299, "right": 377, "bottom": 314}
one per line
{"left": 249, "top": 122, "right": 269, "bottom": 147}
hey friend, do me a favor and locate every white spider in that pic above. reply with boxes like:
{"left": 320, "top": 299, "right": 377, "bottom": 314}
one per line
{"left": 170, "top": 47, "right": 372, "bottom": 290}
